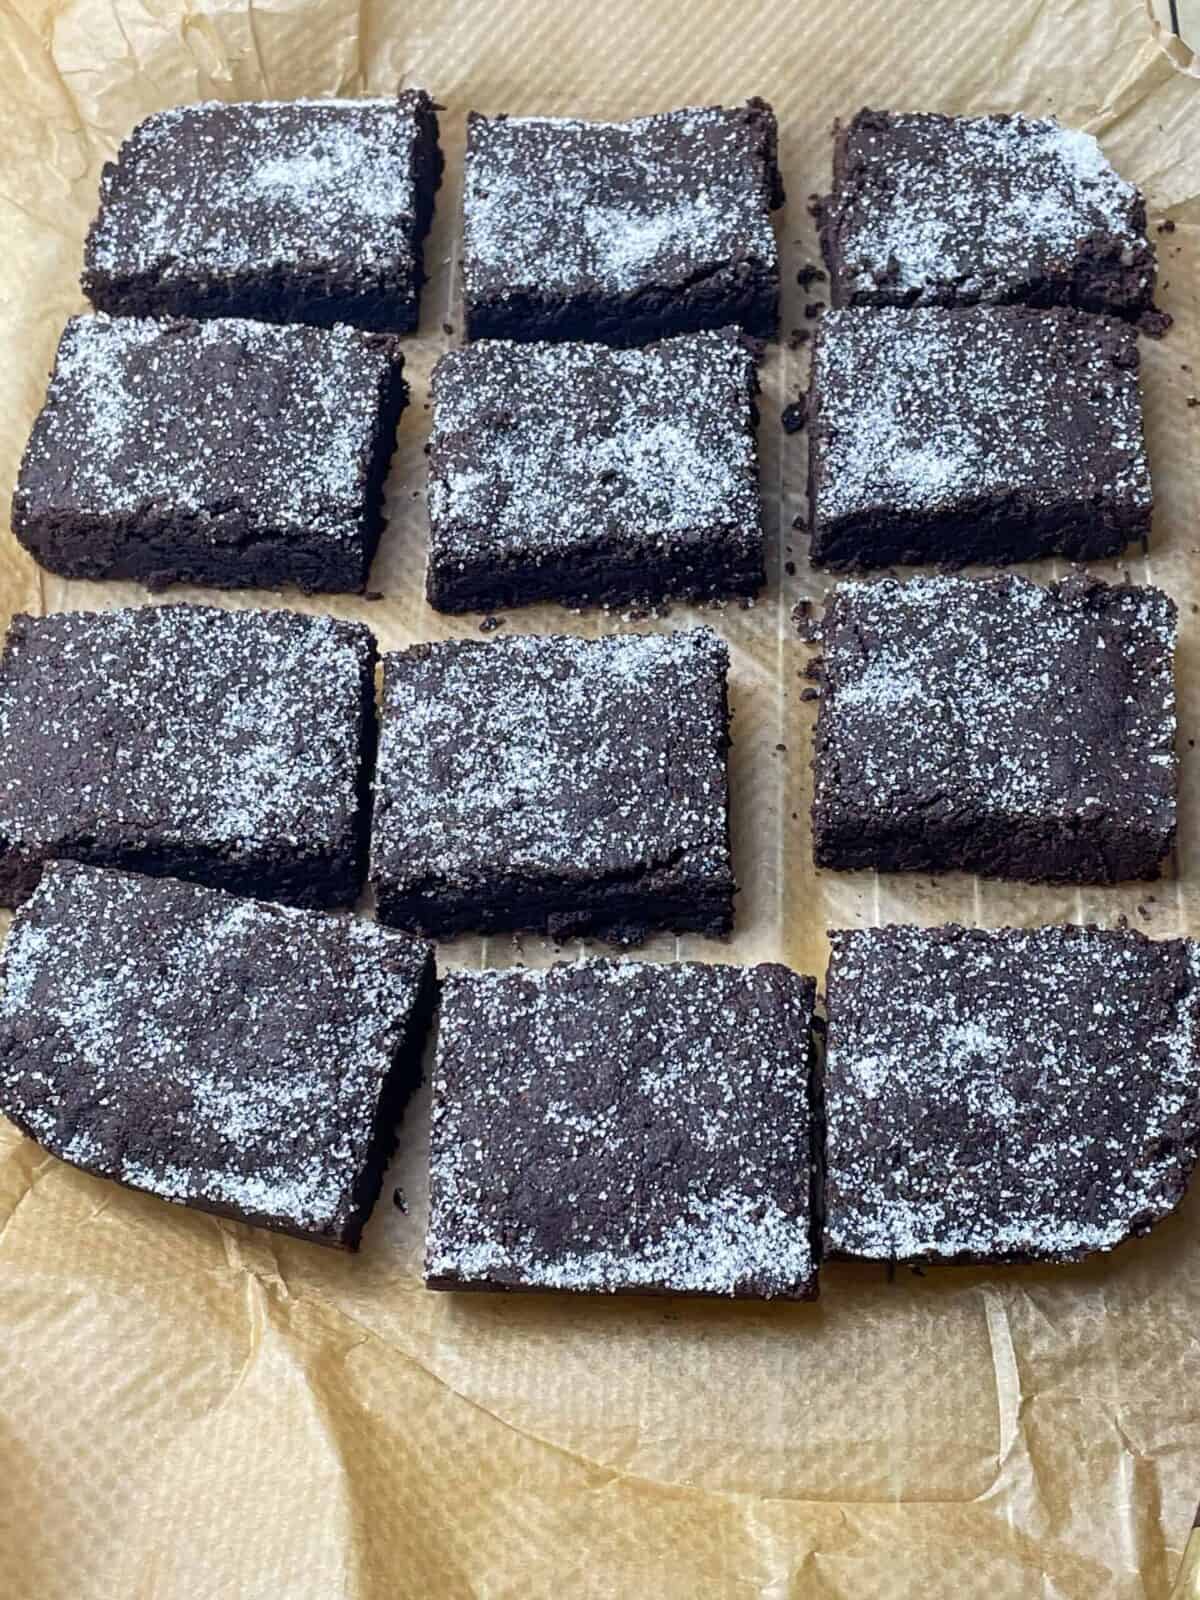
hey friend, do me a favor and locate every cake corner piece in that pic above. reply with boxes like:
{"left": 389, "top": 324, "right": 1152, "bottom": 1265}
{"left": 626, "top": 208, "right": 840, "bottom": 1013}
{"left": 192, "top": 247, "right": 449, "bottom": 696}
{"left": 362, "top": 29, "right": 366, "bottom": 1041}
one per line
{"left": 818, "top": 107, "right": 1156, "bottom": 320}
{"left": 0, "top": 862, "right": 437, "bottom": 1248}
{"left": 82, "top": 91, "right": 444, "bottom": 332}
{"left": 822, "top": 922, "right": 1200, "bottom": 1265}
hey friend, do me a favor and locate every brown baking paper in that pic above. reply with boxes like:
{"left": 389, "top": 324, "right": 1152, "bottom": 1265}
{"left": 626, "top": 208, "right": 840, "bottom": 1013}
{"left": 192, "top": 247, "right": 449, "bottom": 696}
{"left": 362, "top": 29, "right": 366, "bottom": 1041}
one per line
{"left": 0, "top": 1, "right": 1197, "bottom": 1595}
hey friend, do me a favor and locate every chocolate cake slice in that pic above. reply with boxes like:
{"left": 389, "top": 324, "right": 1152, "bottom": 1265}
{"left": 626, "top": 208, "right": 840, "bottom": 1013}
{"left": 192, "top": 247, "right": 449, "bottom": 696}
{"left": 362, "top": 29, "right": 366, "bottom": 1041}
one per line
{"left": 0, "top": 862, "right": 436, "bottom": 1248}
{"left": 0, "top": 604, "right": 377, "bottom": 908}
{"left": 426, "top": 328, "right": 763, "bottom": 612}
{"left": 823, "top": 923, "right": 1200, "bottom": 1264}
{"left": 83, "top": 92, "right": 443, "bottom": 332}
{"left": 818, "top": 109, "right": 1156, "bottom": 319}
{"left": 810, "top": 574, "right": 1177, "bottom": 884}
{"left": 806, "top": 305, "right": 1151, "bottom": 569}
{"left": 462, "top": 100, "right": 783, "bottom": 344}
{"left": 426, "top": 958, "right": 818, "bottom": 1298}
{"left": 369, "top": 628, "right": 734, "bottom": 941}
{"left": 13, "top": 314, "right": 406, "bottom": 593}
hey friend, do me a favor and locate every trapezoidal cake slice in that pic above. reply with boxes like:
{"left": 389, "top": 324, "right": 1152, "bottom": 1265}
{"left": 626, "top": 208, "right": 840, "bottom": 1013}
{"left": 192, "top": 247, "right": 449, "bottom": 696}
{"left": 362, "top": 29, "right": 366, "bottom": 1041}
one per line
{"left": 805, "top": 305, "right": 1151, "bottom": 569}
{"left": 462, "top": 100, "right": 783, "bottom": 345}
{"left": 0, "top": 862, "right": 436, "bottom": 1248}
{"left": 817, "top": 109, "right": 1156, "bottom": 319}
{"left": 369, "top": 628, "right": 734, "bottom": 942}
{"left": 0, "top": 603, "right": 376, "bottom": 908}
{"left": 823, "top": 923, "right": 1200, "bottom": 1264}
{"left": 810, "top": 574, "right": 1176, "bottom": 884}
{"left": 13, "top": 314, "right": 407, "bottom": 594}
{"left": 426, "top": 327, "right": 763, "bottom": 613}
{"left": 426, "top": 958, "right": 818, "bottom": 1298}
{"left": 82, "top": 93, "right": 443, "bottom": 332}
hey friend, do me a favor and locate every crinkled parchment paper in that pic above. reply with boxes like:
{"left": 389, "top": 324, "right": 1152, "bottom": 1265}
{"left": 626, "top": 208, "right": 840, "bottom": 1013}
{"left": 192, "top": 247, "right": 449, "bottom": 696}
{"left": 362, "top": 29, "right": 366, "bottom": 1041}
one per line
{"left": 0, "top": 1, "right": 1197, "bottom": 1595}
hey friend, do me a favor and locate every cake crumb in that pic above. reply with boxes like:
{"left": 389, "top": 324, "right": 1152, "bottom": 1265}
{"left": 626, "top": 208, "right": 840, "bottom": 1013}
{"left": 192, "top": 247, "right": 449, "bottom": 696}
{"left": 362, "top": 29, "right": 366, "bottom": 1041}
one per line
{"left": 781, "top": 398, "right": 808, "bottom": 434}
{"left": 1138, "top": 308, "right": 1172, "bottom": 338}
{"left": 479, "top": 615, "right": 504, "bottom": 632}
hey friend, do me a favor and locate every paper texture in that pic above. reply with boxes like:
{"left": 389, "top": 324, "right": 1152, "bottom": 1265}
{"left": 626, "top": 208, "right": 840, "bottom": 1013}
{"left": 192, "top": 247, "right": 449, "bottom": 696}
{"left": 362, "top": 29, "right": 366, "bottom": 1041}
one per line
{"left": 0, "top": 1, "right": 1197, "bottom": 1595}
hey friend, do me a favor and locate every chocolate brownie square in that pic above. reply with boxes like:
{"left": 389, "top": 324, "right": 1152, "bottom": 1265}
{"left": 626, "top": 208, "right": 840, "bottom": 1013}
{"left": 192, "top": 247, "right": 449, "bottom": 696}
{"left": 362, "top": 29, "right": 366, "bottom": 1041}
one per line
{"left": 806, "top": 305, "right": 1151, "bottom": 569}
{"left": 818, "top": 109, "right": 1156, "bottom": 319}
{"left": 425, "top": 958, "right": 818, "bottom": 1298}
{"left": 13, "top": 314, "right": 406, "bottom": 594}
{"left": 426, "top": 328, "right": 763, "bottom": 612}
{"left": 0, "top": 604, "right": 376, "bottom": 908}
{"left": 82, "top": 93, "right": 442, "bottom": 332}
{"left": 369, "top": 629, "right": 733, "bottom": 941}
{"left": 0, "top": 862, "right": 435, "bottom": 1248}
{"left": 823, "top": 923, "right": 1200, "bottom": 1264}
{"left": 811, "top": 575, "right": 1177, "bottom": 884}
{"left": 462, "top": 100, "right": 783, "bottom": 345}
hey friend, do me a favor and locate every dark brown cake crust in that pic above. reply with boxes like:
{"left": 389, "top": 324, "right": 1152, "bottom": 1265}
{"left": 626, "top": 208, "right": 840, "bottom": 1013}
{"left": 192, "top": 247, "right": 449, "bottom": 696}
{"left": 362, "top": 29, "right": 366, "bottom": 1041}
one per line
{"left": 0, "top": 604, "right": 377, "bottom": 909}
{"left": 12, "top": 314, "right": 407, "bottom": 594}
{"left": 426, "top": 959, "right": 819, "bottom": 1298}
{"left": 817, "top": 108, "right": 1156, "bottom": 320}
{"left": 425, "top": 328, "right": 763, "bottom": 613}
{"left": 82, "top": 92, "right": 443, "bottom": 332}
{"left": 806, "top": 305, "right": 1152, "bottom": 570}
{"left": 0, "top": 863, "right": 436, "bottom": 1249}
{"left": 822, "top": 924, "right": 1200, "bottom": 1264}
{"left": 810, "top": 575, "right": 1177, "bottom": 884}
{"left": 369, "top": 629, "right": 735, "bottom": 942}
{"left": 461, "top": 100, "right": 783, "bottom": 346}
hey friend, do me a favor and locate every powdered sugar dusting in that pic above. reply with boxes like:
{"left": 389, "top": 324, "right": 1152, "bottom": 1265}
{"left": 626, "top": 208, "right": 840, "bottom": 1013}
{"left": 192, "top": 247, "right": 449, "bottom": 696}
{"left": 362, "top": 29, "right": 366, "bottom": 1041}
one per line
{"left": 0, "top": 603, "right": 373, "bottom": 887}
{"left": 17, "top": 314, "right": 399, "bottom": 545}
{"left": 811, "top": 306, "right": 1151, "bottom": 527}
{"left": 463, "top": 104, "right": 778, "bottom": 299}
{"left": 427, "top": 330, "right": 760, "bottom": 583}
{"left": 814, "top": 574, "right": 1176, "bottom": 841}
{"left": 370, "top": 629, "right": 731, "bottom": 898}
{"left": 86, "top": 96, "right": 430, "bottom": 278}
{"left": 0, "top": 863, "right": 431, "bottom": 1240}
{"left": 426, "top": 959, "right": 817, "bottom": 1297}
{"left": 824, "top": 925, "right": 1200, "bottom": 1263}
{"left": 829, "top": 111, "right": 1152, "bottom": 308}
